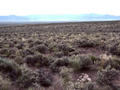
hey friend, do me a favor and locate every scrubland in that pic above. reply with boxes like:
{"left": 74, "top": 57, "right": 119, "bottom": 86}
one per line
{"left": 0, "top": 21, "right": 120, "bottom": 90}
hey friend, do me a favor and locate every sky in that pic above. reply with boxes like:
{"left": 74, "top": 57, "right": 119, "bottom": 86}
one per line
{"left": 0, "top": 0, "right": 120, "bottom": 16}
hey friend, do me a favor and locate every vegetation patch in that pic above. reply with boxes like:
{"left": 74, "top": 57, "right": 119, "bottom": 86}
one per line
{"left": 0, "top": 57, "right": 22, "bottom": 80}
{"left": 24, "top": 54, "right": 51, "bottom": 67}
{"left": 0, "top": 22, "right": 120, "bottom": 89}
{"left": 69, "top": 55, "right": 93, "bottom": 71}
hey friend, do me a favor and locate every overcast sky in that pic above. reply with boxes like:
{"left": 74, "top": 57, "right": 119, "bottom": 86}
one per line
{"left": 0, "top": 0, "right": 120, "bottom": 16}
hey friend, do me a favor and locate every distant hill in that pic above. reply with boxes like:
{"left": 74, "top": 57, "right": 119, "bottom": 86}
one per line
{"left": 0, "top": 15, "right": 29, "bottom": 22}
{"left": 0, "top": 14, "right": 120, "bottom": 22}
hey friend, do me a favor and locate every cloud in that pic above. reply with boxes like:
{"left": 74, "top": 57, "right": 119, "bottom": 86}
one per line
{"left": 0, "top": 0, "right": 120, "bottom": 15}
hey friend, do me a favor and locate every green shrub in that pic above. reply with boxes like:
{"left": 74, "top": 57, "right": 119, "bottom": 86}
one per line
{"left": 90, "top": 55, "right": 100, "bottom": 62}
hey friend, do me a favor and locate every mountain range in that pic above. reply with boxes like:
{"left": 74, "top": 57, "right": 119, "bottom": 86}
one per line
{"left": 0, "top": 14, "right": 120, "bottom": 22}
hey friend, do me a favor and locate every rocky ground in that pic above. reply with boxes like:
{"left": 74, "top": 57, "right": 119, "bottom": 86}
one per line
{"left": 0, "top": 21, "right": 120, "bottom": 90}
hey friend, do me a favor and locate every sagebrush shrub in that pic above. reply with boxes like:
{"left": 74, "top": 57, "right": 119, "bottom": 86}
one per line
{"left": 38, "top": 69, "right": 53, "bottom": 87}
{"left": 75, "top": 38, "right": 100, "bottom": 48}
{"left": 109, "top": 43, "right": 120, "bottom": 56}
{"left": 96, "top": 69, "right": 119, "bottom": 86}
{"left": 0, "top": 57, "right": 22, "bottom": 80}
{"left": 50, "top": 57, "right": 69, "bottom": 72}
{"left": 34, "top": 44, "right": 49, "bottom": 54}
{"left": 69, "top": 55, "right": 93, "bottom": 71}
{"left": 24, "top": 54, "right": 51, "bottom": 67}
{"left": 16, "top": 65, "right": 38, "bottom": 88}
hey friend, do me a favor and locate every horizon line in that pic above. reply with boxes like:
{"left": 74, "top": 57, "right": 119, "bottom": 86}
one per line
{"left": 0, "top": 13, "right": 120, "bottom": 16}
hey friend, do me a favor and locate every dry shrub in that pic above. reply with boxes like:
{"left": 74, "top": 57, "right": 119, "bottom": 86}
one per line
{"left": 99, "top": 54, "right": 120, "bottom": 70}
{"left": 14, "top": 56, "right": 24, "bottom": 65}
{"left": 0, "top": 48, "right": 17, "bottom": 58}
{"left": 29, "top": 40, "right": 43, "bottom": 48}
{"left": 96, "top": 69, "right": 119, "bottom": 86}
{"left": 103, "top": 57, "right": 120, "bottom": 70}
{"left": 0, "top": 75, "right": 14, "bottom": 90}
{"left": 53, "top": 51, "right": 64, "bottom": 58}
{"left": 69, "top": 55, "right": 93, "bottom": 71}
{"left": 19, "top": 48, "right": 34, "bottom": 57}
{"left": 16, "top": 65, "right": 39, "bottom": 88}
{"left": 0, "top": 57, "right": 22, "bottom": 80}
{"left": 16, "top": 43, "right": 24, "bottom": 49}
{"left": 109, "top": 42, "right": 120, "bottom": 56}
{"left": 24, "top": 54, "right": 51, "bottom": 67}
{"left": 75, "top": 38, "right": 100, "bottom": 48}
{"left": 38, "top": 69, "right": 53, "bottom": 87}
{"left": 33, "top": 44, "right": 49, "bottom": 54}
{"left": 58, "top": 44, "right": 75, "bottom": 53}
{"left": 0, "top": 48, "right": 10, "bottom": 56}
{"left": 50, "top": 57, "right": 69, "bottom": 72}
